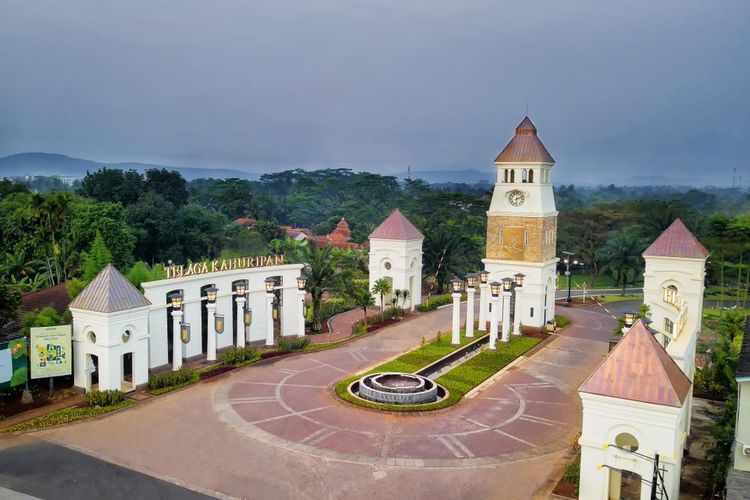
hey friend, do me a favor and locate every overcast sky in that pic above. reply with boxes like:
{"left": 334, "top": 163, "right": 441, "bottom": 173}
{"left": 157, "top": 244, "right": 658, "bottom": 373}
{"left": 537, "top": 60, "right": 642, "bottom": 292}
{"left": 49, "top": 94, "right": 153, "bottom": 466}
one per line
{"left": 0, "top": 1, "right": 748, "bottom": 185}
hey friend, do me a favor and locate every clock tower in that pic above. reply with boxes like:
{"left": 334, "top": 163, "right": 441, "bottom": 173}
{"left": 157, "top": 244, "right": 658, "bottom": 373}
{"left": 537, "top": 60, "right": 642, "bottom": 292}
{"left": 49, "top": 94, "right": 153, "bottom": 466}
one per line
{"left": 483, "top": 117, "right": 558, "bottom": 328}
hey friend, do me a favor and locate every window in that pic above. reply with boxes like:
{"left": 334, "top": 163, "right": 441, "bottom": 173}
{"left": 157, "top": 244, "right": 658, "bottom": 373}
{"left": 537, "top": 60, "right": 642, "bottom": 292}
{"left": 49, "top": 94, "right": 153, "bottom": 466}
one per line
{"left": 664, "top": 317, "right": 674, "bottom": 335}
{"left": 122, "top": 330, "right": 131, "bottom": 343}
{"left": 521, "top": 169, "right": 528, "bottom": 183}
{"left": 503, "top": 169, "right": 509, "bottom": 183}
{"left": 510, "top": 170, "right": 515, "bottom": 183}
{"left": 88, "top": 331, "right": 97, "bottom": 344}
{"left": 384, "top": 261, "right": 392, "bottom": 270}
{"left": 530, "top": 307, "right": 534, "bottom": 318}
{"left": 528, "top": 169, "right": 534, "bottom": 183}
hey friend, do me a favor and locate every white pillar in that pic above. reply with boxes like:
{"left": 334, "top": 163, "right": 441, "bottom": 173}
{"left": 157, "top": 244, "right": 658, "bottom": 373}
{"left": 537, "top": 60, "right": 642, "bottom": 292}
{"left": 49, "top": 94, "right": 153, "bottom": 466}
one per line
{"left": 171, "top": 309, "right": 183, "bottom": 371}
{"left": 489, "top": 294, "right": 500, "bottom": 350}
{"left": 501, "top": 291, "right": 511, "bottom": 342}
{"left": 512, "top": 288, "right": 522, "bottom": 336}
{"left": 235, "top": 296, "right": 246, "bottom": 347}
{"left": 207, "top": 302, "right": 217, "bottom": 362}
{"left": 298, "top": 290, "right": 306, "bottom": 338}
{"left": 451, "top": 291, "right": 461, "bottom": 345}
{"left": 265, "top": 293, "right": 275, "bottom": 347}
{"left": 478, "top": 283, "right": 488, "bottom": 332}
{"left": 466, "top": 287, "right": 475, "bottom": 338}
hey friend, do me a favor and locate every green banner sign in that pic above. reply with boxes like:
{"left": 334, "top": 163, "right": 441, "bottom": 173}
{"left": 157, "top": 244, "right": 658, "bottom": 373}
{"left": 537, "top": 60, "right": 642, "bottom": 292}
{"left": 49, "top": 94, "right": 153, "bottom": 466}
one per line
{"left": 0, "top": 337, "right": 28, "bottom": 389}
{"left": 30, "top": 325, "right": 72, "bottom": 379}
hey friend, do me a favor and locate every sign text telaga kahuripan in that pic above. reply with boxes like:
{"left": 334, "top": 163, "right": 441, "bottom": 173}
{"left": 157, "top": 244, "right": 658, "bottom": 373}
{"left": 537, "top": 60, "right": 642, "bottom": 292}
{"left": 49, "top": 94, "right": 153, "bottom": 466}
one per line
{"left": 166, "top": 255, "right": 285, "bottom": 279}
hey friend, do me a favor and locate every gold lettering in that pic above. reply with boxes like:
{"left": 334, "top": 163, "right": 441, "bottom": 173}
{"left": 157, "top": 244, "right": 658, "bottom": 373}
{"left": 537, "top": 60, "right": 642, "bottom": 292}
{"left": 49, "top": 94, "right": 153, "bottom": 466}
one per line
{"left": 220, "top": 259, "right": 228, "bottom": 271}
{"left": 275, "top": 254, "right": 284, "bottom": 265}
{"left": 211, "top": 260, "right": 218, "bottom": 273}
{"left": 249, "top": 257, "right": 255, "bottom": 267}
{"left": 242, "top": 257, "right": 250, "bottom": 268}
{"left": 201, "top": 262, "right": 209, "bottom": 274}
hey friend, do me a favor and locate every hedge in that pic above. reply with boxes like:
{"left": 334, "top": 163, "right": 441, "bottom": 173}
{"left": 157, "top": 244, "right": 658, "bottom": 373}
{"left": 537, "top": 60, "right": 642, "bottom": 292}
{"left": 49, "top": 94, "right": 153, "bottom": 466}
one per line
{"left": 2, "top": 400, "right": 135, "bottom": 433}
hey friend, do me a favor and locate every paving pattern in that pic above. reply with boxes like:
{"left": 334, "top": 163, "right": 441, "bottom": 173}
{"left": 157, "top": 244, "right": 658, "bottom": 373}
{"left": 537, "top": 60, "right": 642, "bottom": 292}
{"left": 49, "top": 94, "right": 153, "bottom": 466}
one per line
{"left": 215, "top": 305, "right": 614, "bottom": 467}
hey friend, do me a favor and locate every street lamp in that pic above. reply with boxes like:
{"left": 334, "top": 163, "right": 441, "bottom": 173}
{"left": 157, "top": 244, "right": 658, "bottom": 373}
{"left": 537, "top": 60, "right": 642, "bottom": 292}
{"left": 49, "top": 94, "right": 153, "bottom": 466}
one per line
{"left": 514, "top": 273, "right": 525, "bottom": 288}
{"left": 235, "top": 281, "right": 247, "bottom": 297}
{"left": 296, "top": 276, "right": 307, "bottom": 291}
{"left": 450, "top": 277, "right": 463, "bottom": 344}
{"left": 466, "top": 273, "right": 478, "bottom": 289}
{"left": 479, "top": 270, "right": 490, "bottom": 285}
{"left": 561, "top": 251, "right": 580, "bottom": 303}
{"left": 205, "top": 286, "right": 219, "bottom": 361}
{"left": 234, "top": 282, "right": 247, "bottom": 348}
{"left": 296, "top": 276, "right": 307, "bottom": 338}
{"left": 488, "top": 282, "right": 502, "bottom": 349}
{"left": 265, "top": 277, "right": 276, "bottom": 294}
{"left": 450, "top": 278, "right": 463, "bottom": 294}
{"left": 465, "top": 274, "right": 477, "bottom": 338}
{"left": 501, "top": 278, "right": 513, "bottom": 342}
{"left": 170, "top": 292, "right": 184, "bottom": 311}
{"left": 490, "top": 281, "right": 502, "bottom": 297}
{"left": 513, "top": 273, "right": 525, "bottom": 337}
{"left": 624, "top": 311, "right": 637, "bottom": 327}
{"left": 502, "top": 277, "right": 514, "bottom": 292}
{"left": 170, "top": 292, "right": 185, "bottom": 371}
{"left": 206, "top": 286, "right": 218, "bottom": 304}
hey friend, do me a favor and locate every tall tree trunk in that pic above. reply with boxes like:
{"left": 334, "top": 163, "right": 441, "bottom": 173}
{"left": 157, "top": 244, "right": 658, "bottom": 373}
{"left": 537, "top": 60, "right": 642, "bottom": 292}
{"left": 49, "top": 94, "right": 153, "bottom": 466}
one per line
{"left": 736, "top": 249, "right": 743, "bottom": 305}
{"left": 720, "top": 250, "right": 725, "bottom": 320}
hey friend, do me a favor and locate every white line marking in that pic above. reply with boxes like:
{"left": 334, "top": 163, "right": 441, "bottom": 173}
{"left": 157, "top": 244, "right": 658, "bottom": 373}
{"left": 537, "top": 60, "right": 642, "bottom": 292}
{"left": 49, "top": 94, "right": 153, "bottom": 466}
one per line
{"left": 493, "top": 428, "right": 538, "bottom": 447}
{"left": 308, "top": 358, "right": 350, "bottom": 374}
{"left": 448, "top": 435, "right": 475, "bottom": 458}
{"left": 299, "top": 427, "right": 329, "bottom": 445}
{"left": 525, "top": 400, "right": 568, "bottom": 406}
{"left": 307, "top": 428, "right": 337, "bottom": 446}
{"left": 437, "top": 436, "right": 464, "bottom": 458}
{"left": 250, "top": 405, "right": 333, "bottom": 425}
{"left": 239, "top": 382, "right": 326, "bottom": 388}
{"left": 229, "top": 397, "right": 278, "bottom": 404}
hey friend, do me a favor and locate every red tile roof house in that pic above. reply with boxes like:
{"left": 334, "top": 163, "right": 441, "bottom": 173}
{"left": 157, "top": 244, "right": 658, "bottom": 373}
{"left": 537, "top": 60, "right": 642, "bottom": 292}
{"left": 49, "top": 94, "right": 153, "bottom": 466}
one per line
{"left": 281, "top": 219, "right": 362, "bottom": 249}
{"left": 233, "top": 218, "right": 257, "bottom": 228}
{"left": 0, "top": 283, "right": 72, "bottom": 342}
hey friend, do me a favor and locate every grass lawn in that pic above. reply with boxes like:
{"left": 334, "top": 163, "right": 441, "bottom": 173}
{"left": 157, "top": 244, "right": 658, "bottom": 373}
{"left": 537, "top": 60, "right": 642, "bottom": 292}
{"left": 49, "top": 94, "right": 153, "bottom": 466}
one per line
{"left": 703, "top": 307, "right": 750, "bottom": 321}
{"left": 594, "top": 295, "right": 644, "bottom": 304}
{"left": 335, "top": 334, "right": 540, "bottom": 412}
{"left": 2, "top": 400, "right": 136, "bottom": 433}
{"left": 557, "top": 274, "right": 643, "bottom": 290}
{"left": 555, "top": 315, "right": 570, "bottom": 328}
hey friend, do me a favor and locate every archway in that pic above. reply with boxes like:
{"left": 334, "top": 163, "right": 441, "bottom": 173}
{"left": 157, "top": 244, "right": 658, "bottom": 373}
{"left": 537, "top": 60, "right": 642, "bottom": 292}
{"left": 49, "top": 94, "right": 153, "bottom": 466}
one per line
{"left": 122, "top": 352, "right": 133, "bottom": 392}
{"left": 87, "top": 353, "right": 99, "bottom": 391}
{"left": 609, "top": 432, "right": 642, "bottom": 499}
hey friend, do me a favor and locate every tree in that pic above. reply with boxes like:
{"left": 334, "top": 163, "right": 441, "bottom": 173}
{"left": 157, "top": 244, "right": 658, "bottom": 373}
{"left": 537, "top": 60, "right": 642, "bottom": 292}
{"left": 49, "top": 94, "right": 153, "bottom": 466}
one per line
{"left": 144, "top": 169, "right": 189, "bottom": 207}
{"left": 21, "top": 306, "right": 64, "bottom": 336}
{"left": 598, "top": 230, "right": 645, "bottom": 294}
{"left": 252, "top": 220, "right": 284, "bottom": 243}
{"left": 82, "top": 232, "right": 113, "bottom": 281}
{"left": 302, "top": 243, "right": 338, "bottom": 332}
{"left": 401, "top": 288, "right": 410, "bottom": 308}
{"left": 126, "top": 192, "right": 180, "bottom": 263}
{"left": 177, "top": 204, "right": 226, "bottom": 261}
{"left": 353, "top": 288, "right": 375, "bottom": 327}
{"left": 68, "top": 197, "right": 136, "bottom": 269}
{"left": 372, "top": 277, "right": 392, "bottom": 322}
{"left": 79, "top": 168, "right": 144, "bottom": 206}
{"left": 0, "top": 280, "right": 21, "bottom": 326}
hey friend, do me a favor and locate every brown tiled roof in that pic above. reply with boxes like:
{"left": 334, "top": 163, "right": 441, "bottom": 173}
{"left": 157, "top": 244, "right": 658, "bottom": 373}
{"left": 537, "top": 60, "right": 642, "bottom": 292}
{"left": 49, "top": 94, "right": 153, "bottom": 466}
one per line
{"left": 494, "top": 116, "right": 555, "bottom": 164}
{"left": 69, "top": 264, "right": 151, "bottom": 313}
{"left": 20, "top": 283, "right": 71, "bottom": 316}
{"left": 579, "top": 320, "right": 691, "bottom": 407}
{"left": 233, "top": 218, "right": 257, "bottom": 227}
{"left": 642, "top": 218, "right": 709, "bottom": 259}
{"left": 369, "top": 209, "right": 424, "bottom": 241}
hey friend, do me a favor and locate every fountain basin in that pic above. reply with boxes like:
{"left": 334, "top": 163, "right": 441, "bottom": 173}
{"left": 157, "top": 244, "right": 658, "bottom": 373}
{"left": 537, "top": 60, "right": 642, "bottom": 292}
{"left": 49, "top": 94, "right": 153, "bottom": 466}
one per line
{"left": 356, "top": 372, "right": 440, "bottom": 405}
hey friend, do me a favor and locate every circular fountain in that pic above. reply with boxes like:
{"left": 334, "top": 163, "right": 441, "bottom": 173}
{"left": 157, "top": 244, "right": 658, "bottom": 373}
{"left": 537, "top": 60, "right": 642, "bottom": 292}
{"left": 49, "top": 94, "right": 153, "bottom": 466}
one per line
{"left": 353, "top": 372, "right": 441, "bottom": 405}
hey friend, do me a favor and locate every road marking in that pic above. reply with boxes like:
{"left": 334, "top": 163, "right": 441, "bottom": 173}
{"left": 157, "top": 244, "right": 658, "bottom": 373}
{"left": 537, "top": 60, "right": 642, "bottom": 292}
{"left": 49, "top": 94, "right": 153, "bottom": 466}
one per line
{"left": 436, "top": 436, "right": 464, "bottom": 458}
{"left": 307, "top": 428, "right": 337, "bottom": 446}
{"left": 519, "top": 414, "right": 563, "bottom": 426}
{"left": 250, "top": 405, "right": 333, "bottom": 425}
{"left": 308, "top": 358, "right": 350, "bottom": 374}
{"left": 463, "top": 417, "right": 490, "bottom": 429}
{"left": 493, "top": 429, "right": 538, "bottom": 447}
{"left": 229, "top": 396, "right": 278, "bottom": 404}
{"left": 508, "top": 382, "right": 554, "bottom": 388}
{"left": 525, "top": 400, "right": 568, "bottom": 406}
{"left": 379, "top": 423, "right": 394, "bottom": 459}
{"left": 447, "top": 435, "right": 475, "bottom": 458}
{"left": 240, "top": 381, "right": 326, "bottom": 388}
{"left": 481, "top": 397, "right": 515, "bottom": 404}
{"left": 276, "top": 368, "right": 299, "bottom": 375}
{"left": 532, "top": 359, "right": 589, "bottom": 370}
{"left": 347, "top": 350, "right": 368, "bottom": 362}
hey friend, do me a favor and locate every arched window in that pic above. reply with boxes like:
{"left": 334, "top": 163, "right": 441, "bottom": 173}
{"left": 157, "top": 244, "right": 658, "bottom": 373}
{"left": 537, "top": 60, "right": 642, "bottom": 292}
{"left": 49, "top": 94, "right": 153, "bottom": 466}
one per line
{"left": 521, "top": 169, "right": 528, "bottom": 183}
{"left": 528, "top": 169, "right": 534, "bottom": 183}
{"left": 510, "top": 170, "right": 515, "bottom": 183}
{"left": 615, "top": 432, "right": 639, "bottom": 451}
{"left": 503, "top": 169, "right": 509, "bottom": 183}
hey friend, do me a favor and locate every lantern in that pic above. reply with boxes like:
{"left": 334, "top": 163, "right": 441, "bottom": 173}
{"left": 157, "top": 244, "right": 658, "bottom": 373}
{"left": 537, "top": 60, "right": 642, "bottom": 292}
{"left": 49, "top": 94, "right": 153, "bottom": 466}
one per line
{"left": 623, "top": 311, "right": 637, "bottom": 327}
{"left": 243, "top": 306, "right": 253, "bottom": 326}
{"left": 215, "top": 314, "right": 225, "bottom": 334}
{"left": 180, "top": 322, "right": 191, "bottom": 344}
{"left": 514, "top": 273, "right": 525, "bottom": 288}
{"left": 206, "top": 286, "right": 218, "bottom": 304}
{"left": 170, "top": 292, "right": 184, "bottom": 311}
{"left": 296, "top": 276, "right": 307, "bottom": 291}
{"left": 502, "top": 277, "right": 514, "bottom": 292}
{"left": 235, "top": 281, "right": 247, "bottom": 297}
{"left": 490, "top": 281, "right": 502, "bottom": 297}
{"left": 479, "top": 270, "right": 490, "bottom": 284}
{"left": 265, "top": 277, "right": 276, "bottom": 294}
{"left": 450, "top": 278, "right": 463, "bottom": 294}
{"left": 466, "top": 273, "right": 477, "bottom": 289}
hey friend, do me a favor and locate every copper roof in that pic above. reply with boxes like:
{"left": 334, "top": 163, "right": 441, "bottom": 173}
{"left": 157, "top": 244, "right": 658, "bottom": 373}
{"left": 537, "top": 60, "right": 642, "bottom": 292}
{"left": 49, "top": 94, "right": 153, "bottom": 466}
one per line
{"left": 69, "top": 264, "right": 151, "bottom": 313}
{"left": 20, "top": 283, "right": 71, "bottom": 316}
{"left": 579, "top": 320, "right": 691, "bottom": 407}
{"left": 368, "top": 209, "right": 424, "bottom": 241}
{"left": 642, "top": 218, "right": 709, "bottom": 259}
{"left": 494, "top": 116, "right": 555, "bottom": 164}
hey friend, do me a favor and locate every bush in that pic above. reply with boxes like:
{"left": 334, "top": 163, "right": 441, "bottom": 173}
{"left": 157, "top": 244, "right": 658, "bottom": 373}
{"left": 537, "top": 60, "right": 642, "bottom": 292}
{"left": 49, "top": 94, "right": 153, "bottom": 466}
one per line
{"left": 555, "top": 315, "right": 570, "bottom": 328}
{"left": 416, "top": 294, "right": 453, "bottom": 312}
{"left": 277, "top": 336, "right": 310, "bottom": 352}
{"left": 148, "top": 367, "right": 196, "bottom": 391}
{"left": 562, "top": 455, "right": 581, "bottom": 493}
{"left": 84, "top": 389, "right": 126, "bottom": 407}
{"left": 219, "top": 346, "right": 259, "bottom": 366}
{"left": 2, "top": 400, "right": 135, "bottom": 433}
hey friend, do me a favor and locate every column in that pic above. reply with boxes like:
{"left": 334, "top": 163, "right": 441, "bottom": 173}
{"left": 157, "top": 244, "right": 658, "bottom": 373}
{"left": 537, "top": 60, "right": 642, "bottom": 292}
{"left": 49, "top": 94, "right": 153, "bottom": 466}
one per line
{"left": 451, "top": 291, "right": 461, "bottom": 345}
{"left": 501, "top": 291, "right": 512, "bottom": 342}
{"left": 235, "top": 296, "right": 246, "bottom": 347}
{"left": 298, "top": 289, "right": 306, "bottom": 338}
{"left": 265, "top": 293, "right": 275, "bottom": 347}
{"left": 207, "top": 302, "right": 217, "bottom": 362}
{"left": 489, "top": 294, "right": 500, "bottom": 350}
{"left": 478, "top": 283, "right": 488, "bottom": 332}
{"left": 512, "top": 289, "right": 522, "bottom": 336}
{"left": 171, "top": 309, "right": 183, "bottom": 370}
{"left": 466, "top": 286, "right": 475, "bottom": 338}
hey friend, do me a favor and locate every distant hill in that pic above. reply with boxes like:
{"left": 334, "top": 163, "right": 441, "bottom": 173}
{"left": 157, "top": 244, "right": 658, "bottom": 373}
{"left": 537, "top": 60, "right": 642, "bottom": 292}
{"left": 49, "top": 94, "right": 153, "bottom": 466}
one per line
{"left": 393, "top": 169, "right": 493, "bottom": 185}
{"left": 0, "top": 153, "right": 260, "bottom": 181}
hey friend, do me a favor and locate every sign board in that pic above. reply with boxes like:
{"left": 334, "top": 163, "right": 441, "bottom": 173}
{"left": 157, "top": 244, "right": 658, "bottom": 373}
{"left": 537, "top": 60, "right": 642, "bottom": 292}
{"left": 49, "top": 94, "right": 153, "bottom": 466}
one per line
{"left": 0, "top": 337, "right": 28, "bottom": 389}
{"left": 165, "top": 254, "right": 285, "bottom": 279}
{"left": 30, "top": 325, "right": 72, "bottom": 379}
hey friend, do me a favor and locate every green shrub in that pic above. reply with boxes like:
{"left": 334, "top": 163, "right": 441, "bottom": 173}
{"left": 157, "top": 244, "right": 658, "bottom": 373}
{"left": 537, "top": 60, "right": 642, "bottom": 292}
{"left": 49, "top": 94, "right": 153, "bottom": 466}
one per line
{"left": 148, "top": 367, "right": 196, "bottom": 391}
{"left": 277, "top": 336, "right": 310, "bottom": 352}
{"left": 562, "top": 454, "right": 581, "bottom": 493}
{"left": 84, "top": 389, "right": 126, "bottom": 407}
{"left": 2, "top": 400, "right": 135, "bottom": 433}
{"left": 416, "top": 294, "right": 453, "bottom": 312}
{"left": 555, "top": 315, "right": 570, "bottom": 328}
{"left": 219, "top": 346, "right": 259, "bottom": 366}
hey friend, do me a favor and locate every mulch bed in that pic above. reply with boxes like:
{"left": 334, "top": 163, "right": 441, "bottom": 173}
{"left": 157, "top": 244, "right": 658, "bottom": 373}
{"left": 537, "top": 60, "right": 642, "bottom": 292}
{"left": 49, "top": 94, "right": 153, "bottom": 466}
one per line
{"left": 0, "top": 378, "right": 76, "bottom": 420}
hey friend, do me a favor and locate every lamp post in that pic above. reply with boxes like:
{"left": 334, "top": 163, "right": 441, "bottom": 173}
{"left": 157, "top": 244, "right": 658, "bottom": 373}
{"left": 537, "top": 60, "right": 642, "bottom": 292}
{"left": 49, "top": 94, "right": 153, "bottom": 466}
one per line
{"left": 512, "top": 273, "right": 524, "bottom": 336}
{"left": 561, "top": 251, "right": 579, "bottom": 303}
{"left": 465, "top": 274, "right": 477, "bottom": 338}
{"left": 450, "top": 277, "right": 463, "bottom": 345}
{"left": 264, "top": 277, "right": 276, "bottom": 347}
{"left": 170, "top": 292, "right": 184, "bottom": 371}
{"left": 489, "top": 281, "right": 501, "bottom": 350}
{"left": 234, "top": 282, "right": 247, "bottom": 347}
{"left": 478, "top": 270, "right": 490, "bottom": 332}
{"left": 205, "top": 286, "right": 218, "bottom": 362}
{"left": 296, "top": 276, "right": 307, "bottom": 338}
{"left": 501, "top": 277, "right": 513, "bottom": 342}
{"left": 622, "top": 310, "right": 637, "bottom": 335}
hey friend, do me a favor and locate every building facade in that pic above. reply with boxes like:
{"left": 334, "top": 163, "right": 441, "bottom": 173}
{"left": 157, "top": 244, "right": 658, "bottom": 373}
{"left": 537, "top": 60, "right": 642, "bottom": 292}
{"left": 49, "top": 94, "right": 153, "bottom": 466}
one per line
{"left": 482, "top": 117, "right": 558, "bottom": 328}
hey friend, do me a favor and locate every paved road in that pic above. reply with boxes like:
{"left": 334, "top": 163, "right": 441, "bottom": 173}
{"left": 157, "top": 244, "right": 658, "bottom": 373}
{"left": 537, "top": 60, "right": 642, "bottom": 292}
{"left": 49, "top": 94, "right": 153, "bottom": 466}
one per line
{"left": 2, "top": 304, "right": 614, "bottom": 500}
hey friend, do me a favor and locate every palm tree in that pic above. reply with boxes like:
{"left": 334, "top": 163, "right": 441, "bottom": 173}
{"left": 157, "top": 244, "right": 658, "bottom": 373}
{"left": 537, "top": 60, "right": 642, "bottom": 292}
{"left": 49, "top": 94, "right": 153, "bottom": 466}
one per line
{"left": 401, "top": 289, "right": 410, "bottom": 309}
{"left": 302, "top": 243, "right": 338, "bottom": 332}
{"left": 353, "top": 288, "right": 375, "bottom": 327}
{"left": 372, "top": 277, "right": 392, "bottom": 322}
{"left": 599, "top": 230, "right": 645, "bottom": 295}
{"left": 394, "top": 289, "right": 402, "bottom": 309}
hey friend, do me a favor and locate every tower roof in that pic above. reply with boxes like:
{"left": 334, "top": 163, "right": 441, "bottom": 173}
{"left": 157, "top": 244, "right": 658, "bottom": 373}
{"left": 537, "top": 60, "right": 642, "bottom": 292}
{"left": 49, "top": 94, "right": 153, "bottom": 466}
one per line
{"left": 642, "top": 218, "right": 709, "bottom": 259}
{"left": 579, "top": 320, "right": 691, "bottom": 408}
{"left": 69, "top": 264, "right": 151, "bottom": 313}
{"left": 494, "top": 116, "right": 555, "bottom": 164}
{"left": 369, "top": 209, "right": 424, "bottom": 241}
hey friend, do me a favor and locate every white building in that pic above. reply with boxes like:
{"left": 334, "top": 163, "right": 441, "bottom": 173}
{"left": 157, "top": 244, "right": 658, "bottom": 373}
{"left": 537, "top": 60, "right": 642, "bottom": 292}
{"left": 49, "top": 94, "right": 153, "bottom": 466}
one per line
{"left": 368, "top": 209, "right": 424, "bottom": 311}
{"left": 70, "top": 257, "right": 304, "bottom": 392}
{"left": 578, "top": 320, "right": 692, "bottom": 500}
{"left": 727, "top": 317, "right": 750, "bottom": 498}
{"left": 482, "top": 117, "right": 558, "bottom": 329}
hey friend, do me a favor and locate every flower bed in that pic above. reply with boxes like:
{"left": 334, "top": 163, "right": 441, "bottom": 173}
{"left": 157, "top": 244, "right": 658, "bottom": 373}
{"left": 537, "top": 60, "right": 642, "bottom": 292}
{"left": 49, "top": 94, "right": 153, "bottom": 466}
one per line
{"left": 2, "top": 400, "right": 135, "bottom": 433}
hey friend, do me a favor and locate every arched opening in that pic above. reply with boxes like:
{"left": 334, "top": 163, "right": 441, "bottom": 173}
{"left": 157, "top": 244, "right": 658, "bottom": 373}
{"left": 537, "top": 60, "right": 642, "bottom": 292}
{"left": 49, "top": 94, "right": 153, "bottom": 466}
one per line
{"left": 122, "top": 352, "right": 133, "bottom": 392}
{"left": 528, "top": 169, "right": 534, "bottom": 183}
{"left": 510, "top": 169, "right": 515, "bottom": 183}
{"left": 87, "top": 353, "right": 99, "bottom": 391}
{"left": 165, "top": 289, "right": 182, "bottom": 364}
{"left": 521, "top": 169, "right": 528, "bottom": 183}
{"left": 504, "top": 169, "right": 509, "bottom": 183}
{"left": 615, "top": 432, "right": 639, "bottom": 451}
{"left": 609, "top": 432, "right": 642, "bottom": 499}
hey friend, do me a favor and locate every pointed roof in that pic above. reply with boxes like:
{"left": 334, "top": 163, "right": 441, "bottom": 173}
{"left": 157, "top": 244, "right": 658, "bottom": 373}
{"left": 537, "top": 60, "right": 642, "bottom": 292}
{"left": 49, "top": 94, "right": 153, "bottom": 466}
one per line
{"left": 643, "top": 218, "right": 709, "bottom": 259}
{"left": 579, "top": 320, "right": 691, "bottom": 407}
{"left": 69, "top": 264, "right": 151, "bottom": 313}
{"left": 369, "top": 209, "right": 424, "bottom": 241}
{"left": 494, "top": 116, "right": 555, "bottom": 164}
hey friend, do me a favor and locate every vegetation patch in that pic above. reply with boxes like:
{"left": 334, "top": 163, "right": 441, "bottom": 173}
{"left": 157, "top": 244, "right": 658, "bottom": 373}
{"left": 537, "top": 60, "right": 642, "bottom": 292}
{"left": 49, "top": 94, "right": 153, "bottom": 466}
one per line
{"left": 277, "top": 336, "right": 311, "bottom": 352}
{"left": 2, "top": 400, "right": 135, "bottom": 433}
{"left": 335, "top": 334, "right": 540, "bottom": 412}
{"left": 148, "top": 367, "right": 199, "bottom": 394}
{"left": 554, "top": 314, "right": 570, "bottom": 328}
{"left": 219, "top": 345, "right": 259, "bottom": 366}
{"left": 416, "top": 294, "right": 454, "bottom": 312}
{"left": 84, "top": 389, "right": 126, "bottom": 407}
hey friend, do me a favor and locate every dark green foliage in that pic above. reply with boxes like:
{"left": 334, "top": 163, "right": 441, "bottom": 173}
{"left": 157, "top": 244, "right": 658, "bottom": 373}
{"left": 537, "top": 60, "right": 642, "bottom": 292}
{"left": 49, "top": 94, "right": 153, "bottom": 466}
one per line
{"left": 81, "top": 231, "right": 113, "bottom": 281}
{"left": 416, "top": 294, "right": 453, "bottom": 312}
{"left": 0, "top": 281, "right": 21, "bottom": 325}
{"left": 148, "top": 367, "right": 197, "bottom": 391}
{"left": 84, "top": 389, "right": 126, "bottom": 407}
{"left": 219, "top": 346, "right": 259, "bottom": 366}
{"left": 562, "top": 455, "right": 581, "bottom": 494}
{"left": 79, "top": 168, "right": 144, "bottom": 206}
{"left": 277, "top": 336, "right": 310, "bottom": 352}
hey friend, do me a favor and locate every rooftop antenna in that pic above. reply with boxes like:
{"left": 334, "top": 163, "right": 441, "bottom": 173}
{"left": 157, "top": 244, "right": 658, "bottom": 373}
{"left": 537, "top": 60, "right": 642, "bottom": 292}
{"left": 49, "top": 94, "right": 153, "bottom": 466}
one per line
{"left": 408, "top": 165, "right": 411, "bottom": 180}
{"left": 733, "top": 167, "right": 737, "bottom": 188}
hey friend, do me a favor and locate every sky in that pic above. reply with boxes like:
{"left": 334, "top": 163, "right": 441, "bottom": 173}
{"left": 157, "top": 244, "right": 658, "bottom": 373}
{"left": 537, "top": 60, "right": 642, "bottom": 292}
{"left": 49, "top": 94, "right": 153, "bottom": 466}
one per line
{"left": 0, "top": 1, "right": 748, "bottom": 185}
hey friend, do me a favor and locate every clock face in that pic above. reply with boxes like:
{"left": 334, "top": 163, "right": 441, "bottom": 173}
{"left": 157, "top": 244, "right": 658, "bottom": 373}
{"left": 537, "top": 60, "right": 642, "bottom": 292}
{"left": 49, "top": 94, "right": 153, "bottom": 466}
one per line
{"left": 508, "top": 190, "right": 525, "bottom": 207}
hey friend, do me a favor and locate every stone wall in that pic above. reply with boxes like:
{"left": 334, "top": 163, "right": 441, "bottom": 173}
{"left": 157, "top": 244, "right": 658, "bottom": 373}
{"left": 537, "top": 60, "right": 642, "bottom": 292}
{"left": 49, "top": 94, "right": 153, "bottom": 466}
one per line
{"left": 486, "top": 215, "right": 557, "bottom": 262}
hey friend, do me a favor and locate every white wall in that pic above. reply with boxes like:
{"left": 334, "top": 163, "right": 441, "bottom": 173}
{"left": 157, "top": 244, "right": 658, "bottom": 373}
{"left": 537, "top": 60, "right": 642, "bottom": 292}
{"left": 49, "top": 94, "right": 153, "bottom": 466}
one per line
{"left": 369, "top": 238, "right": 423, "bottom": 310}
